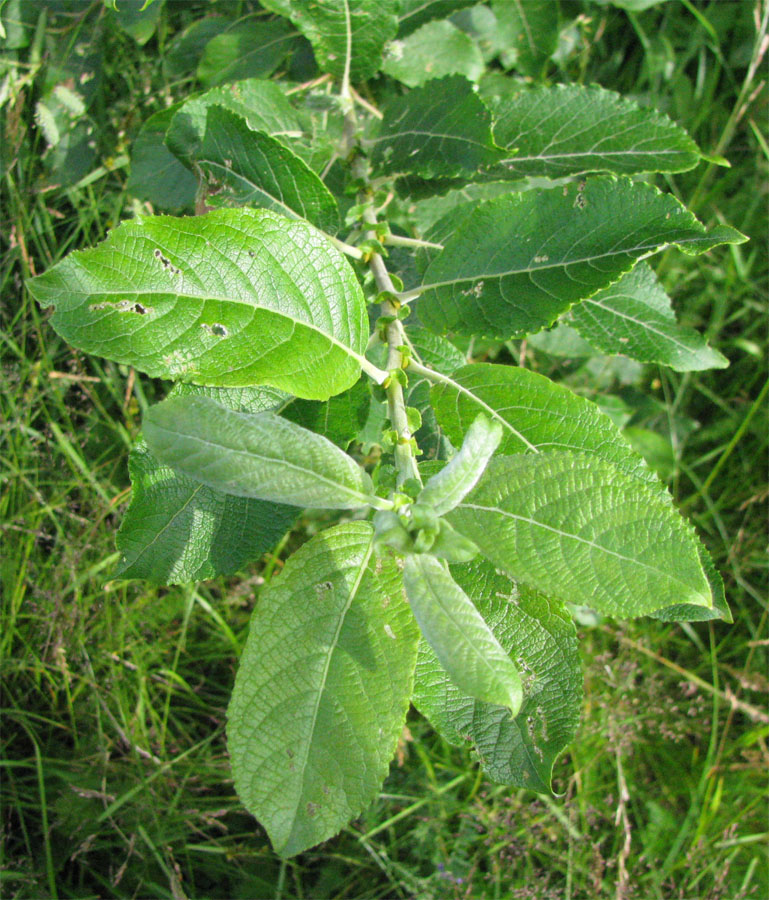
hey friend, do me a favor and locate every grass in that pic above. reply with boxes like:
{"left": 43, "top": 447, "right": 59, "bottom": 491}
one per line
{"left": 2, "top": 1, "right": 767, "bottom": 898}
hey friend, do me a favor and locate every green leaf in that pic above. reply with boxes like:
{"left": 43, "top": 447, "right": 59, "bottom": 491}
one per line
{"left": 195, "top": 106, "right": 340, "bottom": 232}
{"left": 491, "top": 0, "right": 558, "bottom": 78}
{"left": 417, "top": 176, "right": 748, "bottom": 339}
{"left": 413, "top": 557, "right": 581, "bottom": 791}
{"left": 406, "top": 326, "right": 466, "bottom": 374}
{"left": 382, "top": 20, "right": 484, "bottom": 87}
{"left": 651, "top": 544, "right": 732, "bottom": 623}
{"left": 447, "top": 452, "right": 714, "bottom": 617}
{"left": 282, "top": 377, "right": 371, "bottom": 449}
{"left": 568, "top": 262, "right": 728, "bottom": 371}
{"left": 143, "top": 395, "right": 380, "bottom": 511}
{"left": 370, "top": 75, "right": 504, "bottom": 179}
{"left": 397, "top": 0, "right": 480, "bottom": 36}
{"left": 108, "top": 0, "right": 161, "bottom": 45}
{"left": 126, "top": 103, "right": 198, "bottom": 212}
{"left": 116, "top": 384, "right": 296, "bottom": 585}
{"left": 429, "top": 363, "right": 659, "bottom": 486}
{"left": 403, "top": 554, "right": 522, "bottom": 712}
{"left": 27, "top": 208, "right": 370, "bottom": 400}
{"left": 196, "top": 18, "right": 297, "bottom": 87}
{"left": 166, "top": 79, "right": 302, "bottom": 168}
{"left": 488, "top": 83, "right": 703, "bottom": 177}
{"left": 418, "top": 414, "right": 502, "bottom": 515}
{"left": 261, "top": 0, "right": 399, "bottom": 82}
{"left": 163, "top": 16, "right": 236, "bottom": 80}
{"left": 228, "top": 523, "right": 419, "bottom": 857}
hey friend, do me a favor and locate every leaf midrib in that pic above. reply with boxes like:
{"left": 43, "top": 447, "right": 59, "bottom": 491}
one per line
{"left": 458, "top": 501, "right": 710, "bottom": 603}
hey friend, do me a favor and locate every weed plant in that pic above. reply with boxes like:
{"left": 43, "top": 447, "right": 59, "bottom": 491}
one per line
{"left": 1, "top": 1, "right": 766, "bottom": 898}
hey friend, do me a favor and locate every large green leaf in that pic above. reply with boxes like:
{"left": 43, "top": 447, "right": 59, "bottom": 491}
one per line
{"left": 403, "top": 555, "right": 522, "bottom": 712}
{"left": 195, "top": 106, "right": 340, "bottom": 232}
{"left": 196, "top": 18, "right": 297, "bottom": 87}
{"left": 491, "top": 0, "right": 558, "bottom": 78}
{"left": 416, "top": 176, "right": 747, "bottom": 338}
{"left": 27, "top": 208, "right": 370, "bottom": 400}
{"left": 143, "top": 395, "right": 380, "bottom": 511}
{"left": 382, "top": 20, "right": 484, "bottom": 87}
{"left": 568, "top": 262, "right": 728, "bottom": 371}
{"left": 116, "top": 385, "right": 296, "bottom": 585}
{"left": 428, "top": 363, "right": 659, "bottom": 486}
{"left": 282, "top": 377, "right": 371, "bottom": 449}
{"left": 228, "top": 523, "right": 419, "bottom": 857}
{"left": 417, "top": 414, "right": 502, "bottom": 515}
{"left": 413, "top": 558, "right": 581, "bottom": 791}
{"left": 261, "top": 0, "right": 399, "bottom": 82}
{"left": 447, "top": 452, "right": 713, "bottom": 617}
{"left": 370, "top": 75, "right": 503, "bottom": 179}
{"left": 126, "top": 103, "right": 198, "bottom": 212}
{"left": 166, "top": 79, "right": 302, "bottom": 167}
{"left": 488, "top": 83, "right": 702, "bottom": 177}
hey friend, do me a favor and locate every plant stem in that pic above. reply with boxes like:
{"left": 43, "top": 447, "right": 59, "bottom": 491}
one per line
{"left": 345, "top": 115, "right": 421, "bottom": 486}
{"left": 383, "top": 233, "right": 444, "bottom": 251}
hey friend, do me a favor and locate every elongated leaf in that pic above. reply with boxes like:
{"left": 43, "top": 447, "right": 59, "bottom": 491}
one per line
{"left": 166, "top": 79, "right": 302, "bottom": 167}
{"left": 491, "top": 0, "right": 558, "bottom": 78}
{"left": 196, "top": 18, "right": 297, "bottom": 87}
{"left": 370, "top": 75, "right": 504, "bottom": 179}
{"left": 196, "top": 106, "right": 340, "bottom": 232}
{"left": 28, "top": 208, "right": 369, "bottom": 400}
{"left": 126, "top": 103, "right": 198, "bottom": 212}
{"left": 447, "top": 452, "right": 713, "bottom": 617}
{"left": 568, "top": 262, "right": 728, "bottom": 371}
{"left": 417, "top": 176, "right": 747, "bottom": 338}
{"left": 143, "top": 395, "right": 379, "bottom": 510}
{"left": 403, "top": 554, "right": 522, "bottom": 712}
{"left": 418, "top": 414, "right": 502, "bottom": 515}
{"left": 429, "top": 363, "right": 659, "bottom": 486}
{"left": 228, "top": 523, "right": 419, "bottom": 857}
{"left": 489, "top": 83, "right": 702, "bottom": 177}
{"left": 117, "top": 385, "right": 296, "bottom": 584}
{"left": 413, "top": 558, "right": 581, "bottom": 791}
{"left": 382, "top": 20, "right": 484, "bottom": 87}
{"left": 261, "top": 0, "right": 399, "bottom": 82}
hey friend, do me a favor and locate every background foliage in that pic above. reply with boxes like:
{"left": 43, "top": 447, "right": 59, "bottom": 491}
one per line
{"left": 1, "top": 1, "right": 767, "bottom": 897}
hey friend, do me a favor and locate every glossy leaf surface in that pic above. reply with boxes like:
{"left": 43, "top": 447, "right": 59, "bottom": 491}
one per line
{"left": 489, "top": 83, "right": 702, "bottom": 177}
{"left": 196, "top": 106, "right": 339, "bottom": 232}
{"left": 414, "top": 558, "right": 581, "bottom": 790}
{"left": 447, "top": 452, "right": 713, "bottom": 617}
{"left": 569, "top": 262, "right": 728, "bottom": 371}
{"left": 403, "top": 554, "right": 522, "bottom": 712}
{"left": 228, "top": 523, "right": 418, "bottom": 857}
{"left": 116, "top": 385, "right": 295, "bottom": 584}
{"left": 28, "top": 208, "right": 369, "bottom": 400}
{"left": 143, "top": 395, "right": 379, "bottom": 510}
{"left": 371, "top": 75, "right": 503, "bottom": 179}
{"left": 418, "top": 177, "right": 747, "bottom": 338}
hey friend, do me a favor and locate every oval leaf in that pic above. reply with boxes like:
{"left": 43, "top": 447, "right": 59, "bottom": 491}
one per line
{"left": 447, "top": 452, "right": 713, "bottom": 617}
{"left": 568, "top": 262, "right": 729, "bottom": 371}
{"left": 27, "top": 208, "right": 370, "bottom": 400}
{"left": 417, "top": 177, "right": 747, "bottom": 338}
{"left": 403, "top": 554, "right": 523, "bottom": 712}
{"left": 382, "top": 20, "right": 484, "bottom": 87}
{"left": 489, "top": 83, "right": 703, "bottom": 177}
{"left": 413, "top": 557, "right": 581, "bottom": 791}
{"left": 228, "top": 523, "right": 419, "bottom": 857}
{"left": 143, "top": 395, "right": 379, "bottom": 510}
{"left": 196, "top": 106, "right": 340, "bottom": 232}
